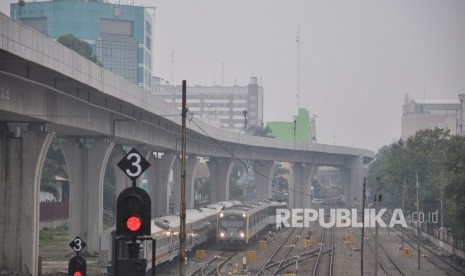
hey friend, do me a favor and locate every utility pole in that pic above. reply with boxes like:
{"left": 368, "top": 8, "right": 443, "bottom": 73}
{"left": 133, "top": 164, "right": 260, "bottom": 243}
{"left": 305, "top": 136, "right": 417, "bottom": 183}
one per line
{"left": 361, "top": 177, "right": 366, "bottom": 276}
{"left": 416, "top": 172, "right": 421, "bottom": 270}
{"left": 374, "top": 177, "right": 381, "bottom": 276}
{"left": 401, "top": 178, "right": 406, "bottom": 250}
{"left": 179, "top": 80, "right": 187, "bottom": 276}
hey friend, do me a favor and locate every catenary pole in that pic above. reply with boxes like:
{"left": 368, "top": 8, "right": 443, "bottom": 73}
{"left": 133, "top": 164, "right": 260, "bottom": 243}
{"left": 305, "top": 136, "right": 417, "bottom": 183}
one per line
{"left": 416, "top": 172, "right": 421, "bottom": 270}
{"left": 374, "top": 177, "right": 381, "bottom": 276}
{"left": 179, "top": 80, "right": 187, "bottom": 276}
{"left": 402, "top": 178, "right": 406, "bottom": 250}
{"left": 361, "top": 177, "right": 366, "bottom": 276}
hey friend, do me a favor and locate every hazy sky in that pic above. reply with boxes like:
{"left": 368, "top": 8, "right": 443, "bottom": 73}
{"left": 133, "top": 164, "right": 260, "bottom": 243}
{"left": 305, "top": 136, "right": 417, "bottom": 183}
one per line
{"left": 2, "top": 1, "right": 465, "bottom": 151}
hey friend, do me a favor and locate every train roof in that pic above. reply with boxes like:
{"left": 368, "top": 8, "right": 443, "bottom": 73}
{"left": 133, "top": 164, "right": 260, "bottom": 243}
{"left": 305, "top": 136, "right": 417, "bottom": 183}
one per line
{"left": 151, "top": 200, "right": 239, "bottom": 233}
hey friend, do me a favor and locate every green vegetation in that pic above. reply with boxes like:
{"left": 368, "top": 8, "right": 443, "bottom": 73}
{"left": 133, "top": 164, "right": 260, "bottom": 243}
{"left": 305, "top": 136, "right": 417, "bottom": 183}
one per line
{"left": 103, "top": 164, "right": 116, "bottom": 214}
{"left": 247, "top": 124, "right": 275, "bottom": 138}
{"left": 367, "top": 128, "right": 465, "bottom": 241}
{"left": 229, "top": 161, "right": 246, "bottom": 201}
{"left": 194, "top": 177, "right": 211, "bottom": 206}
{"left": 39, "top": 226, "right": 68, "bottom": 247}
{"left": 272, "top": 164, "right": 288, "bottom": 201}
{"left": 41, "top": 138, "right": 68, "bottom": 200}
{"left": 57, "top": 34, "right": 102, "bottom": 65}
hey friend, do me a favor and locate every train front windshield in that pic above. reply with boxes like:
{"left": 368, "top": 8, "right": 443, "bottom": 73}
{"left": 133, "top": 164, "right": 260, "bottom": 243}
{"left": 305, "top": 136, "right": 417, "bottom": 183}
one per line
{"left": 220, "top": 218, "right": 245, "bottom": 228}
{"left": 219, "top": 215, "right": 246, "bottom": 239}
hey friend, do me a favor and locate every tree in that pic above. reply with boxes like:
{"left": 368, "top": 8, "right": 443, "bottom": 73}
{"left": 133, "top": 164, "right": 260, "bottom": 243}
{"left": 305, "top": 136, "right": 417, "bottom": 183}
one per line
{"left": 41, "top": 138, "right": 68, "bottom": 200}
{"left": 57, "top": 34, "right": 102, "bottom": 65}
{"left": 229, "top": 161, "right": 246, "bottom": 201}
{"left": 246, "top": 124, "right": 275, "bottom": 138}
{"left": 367, "top": 128, "right": 465, "bottom": 241}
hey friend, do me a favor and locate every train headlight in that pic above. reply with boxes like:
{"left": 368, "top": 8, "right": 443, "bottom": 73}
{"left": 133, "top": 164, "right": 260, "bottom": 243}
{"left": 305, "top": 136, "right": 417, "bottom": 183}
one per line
{"left": 242, "top": 213, "right": 246, "bottom": 218}
{"left": 240, "top": 232, "right": 245, "bottom": 238}
{"left": 220, "top": 232, "right": 225, "bottom": 238}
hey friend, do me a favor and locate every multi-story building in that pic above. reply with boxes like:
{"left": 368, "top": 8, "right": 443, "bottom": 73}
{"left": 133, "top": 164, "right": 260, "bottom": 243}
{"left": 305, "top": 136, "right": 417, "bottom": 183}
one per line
{"left": 11, "top": 0, "right": 153, "bottom": 90}
{"left": 401, "top": 94, "right": 463, "bottom": 140}
{"left": 153, "top": 77, "right": 264, "bottom": 132}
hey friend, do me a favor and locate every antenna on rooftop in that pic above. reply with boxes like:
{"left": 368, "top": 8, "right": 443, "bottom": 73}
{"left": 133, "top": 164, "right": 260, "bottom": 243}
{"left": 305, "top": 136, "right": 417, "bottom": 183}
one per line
{"left": 222, "top": 62, "right": 224, "bottom": 86}
{"left": 296, "top": 24, "right": 301, "bottom": 110}
{"left": 171, "top": 50, "right": 174, "bottom": 84}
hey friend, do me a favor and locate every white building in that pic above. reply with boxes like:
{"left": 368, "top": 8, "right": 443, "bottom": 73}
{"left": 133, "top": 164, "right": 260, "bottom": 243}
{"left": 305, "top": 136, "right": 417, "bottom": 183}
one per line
{"left": 401, "top": 94, "right": 463, "bottom": 140}
{"left": 153, "top": 77, "right": 264, "bottom": 133}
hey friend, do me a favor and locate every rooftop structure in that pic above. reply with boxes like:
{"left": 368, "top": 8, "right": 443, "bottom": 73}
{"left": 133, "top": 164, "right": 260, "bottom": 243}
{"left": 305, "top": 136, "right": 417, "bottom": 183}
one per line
{"left": 401, "top": 94, "right": 462, "bottom": 140}
{"left": 267, "top": 108, "right": 316, "bottom": 143}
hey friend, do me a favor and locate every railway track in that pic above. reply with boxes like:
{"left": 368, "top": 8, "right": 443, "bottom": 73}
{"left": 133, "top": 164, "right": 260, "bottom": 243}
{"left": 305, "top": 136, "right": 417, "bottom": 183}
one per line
{"left": 312, "top": 226, "right": 335, "bottom": 276}
{"left": 365, "top": 227, "right": 408, "bottom": 276}
{"left": 189, "top": 251, "right": 239, "bottom": 276}
{"left": 393, "top": 226, "right": 465, "bottom": 276}
{"left": 254, "top": 227, "right": 304, "bottom": 275}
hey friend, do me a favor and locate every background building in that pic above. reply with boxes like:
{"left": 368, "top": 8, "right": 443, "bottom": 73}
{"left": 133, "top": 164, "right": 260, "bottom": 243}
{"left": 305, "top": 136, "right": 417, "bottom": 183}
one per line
{"left": 11, "top": 0, "right": 153, "bottom": 90}
{"left": 401, "top": 94, "right": 462, "bottom": 140}
{"left": 267, "top": 108, "right": 316, "bottom": 142}
{"left": 153, "top": 77, "right": 264, "bottom": 133}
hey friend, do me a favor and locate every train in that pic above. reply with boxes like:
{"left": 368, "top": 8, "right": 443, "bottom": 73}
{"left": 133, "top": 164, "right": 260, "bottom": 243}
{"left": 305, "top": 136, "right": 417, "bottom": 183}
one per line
{"left": 99, "top": 199, "right": 287, "bottom": 274}
{"left": 217, "top": 200, "right": 288, "bottom": 249}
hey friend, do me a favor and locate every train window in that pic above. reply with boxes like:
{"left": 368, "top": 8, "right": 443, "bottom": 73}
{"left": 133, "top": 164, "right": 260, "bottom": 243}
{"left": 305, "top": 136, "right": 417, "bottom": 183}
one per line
{"left": 221, "top": 220, "right": 245, "bottom": 228}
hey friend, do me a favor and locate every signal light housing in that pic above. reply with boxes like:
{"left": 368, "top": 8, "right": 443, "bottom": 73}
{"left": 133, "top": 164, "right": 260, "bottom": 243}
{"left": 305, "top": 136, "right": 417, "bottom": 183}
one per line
{"left": 68, "top": 255, "right": 86, "bottom": 276}
{"left": 116, "top": 187, "right": 151, "bottom": 236}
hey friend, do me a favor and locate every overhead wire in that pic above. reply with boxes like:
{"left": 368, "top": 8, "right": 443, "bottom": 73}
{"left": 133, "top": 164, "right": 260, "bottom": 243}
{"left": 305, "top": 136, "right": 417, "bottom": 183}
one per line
{"left": 189, "top": 117, "right": 313, "bottom": 197}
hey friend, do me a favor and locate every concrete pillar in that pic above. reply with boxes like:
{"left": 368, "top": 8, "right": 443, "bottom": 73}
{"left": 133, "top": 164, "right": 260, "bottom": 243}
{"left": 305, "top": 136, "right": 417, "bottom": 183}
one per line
{"left": 172, "top": 156, "right": 199, "bottom": 214}
{"left": 0, "top": 123, "right": 54, "bottom": 276}
{"left": 172, "top": 158, "right": 180, "bottom": 214}
{"left": 344, "top": 155, "right": 363, "bottom": 208}
{"left": 252, "top": 161, "right": 275, "bottom": 200}
{"left": 292, "top": 163, "right": 312, "bottom": 208}
{"left": 109, "top": 144, "right": 131, "bottom": 195}
{"left": 136, "top": 145, "right": 151, "bottom": 189}
{"left": 207, "top": 158, "right": 235, "bottom": 203}
{"left": 61, "top": 138, "right": 114, "bottom": 253}
{"left": 147, "top": 153, "right": 176, "bottom": 217}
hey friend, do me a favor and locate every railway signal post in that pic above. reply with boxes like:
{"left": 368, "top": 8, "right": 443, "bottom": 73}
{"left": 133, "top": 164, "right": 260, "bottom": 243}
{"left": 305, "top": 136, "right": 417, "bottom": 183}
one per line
{"left": 115, "top": 148, "right": 156, "bottom": 276}
{"left": 68, "top": 236, "right": 87, "bottom": 276}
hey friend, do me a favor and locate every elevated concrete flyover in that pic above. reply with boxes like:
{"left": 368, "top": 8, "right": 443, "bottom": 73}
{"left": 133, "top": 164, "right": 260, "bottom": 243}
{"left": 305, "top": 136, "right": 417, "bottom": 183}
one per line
{"left": 0, "top": 13, "right": 374, "bottom": 275}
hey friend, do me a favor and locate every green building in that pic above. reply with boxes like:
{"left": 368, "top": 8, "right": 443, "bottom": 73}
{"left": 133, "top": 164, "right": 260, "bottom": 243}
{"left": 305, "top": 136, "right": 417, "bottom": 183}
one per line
{"left": 11, "top": 0, "right": 153, "bottom": 90}
{"left": 267, "top": 108, "right": 316, "bottom": 142}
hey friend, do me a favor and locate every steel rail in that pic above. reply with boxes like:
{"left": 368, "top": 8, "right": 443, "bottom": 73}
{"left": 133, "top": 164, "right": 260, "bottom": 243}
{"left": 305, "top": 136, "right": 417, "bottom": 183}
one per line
{"left": 254, "top": 227, "right": 298, "bottom": 276}
{"left": 393, "top": 226, "right": 465, "bottom": 276}
{"left": 271, "top": 227, "right": 305, "bottom": 276}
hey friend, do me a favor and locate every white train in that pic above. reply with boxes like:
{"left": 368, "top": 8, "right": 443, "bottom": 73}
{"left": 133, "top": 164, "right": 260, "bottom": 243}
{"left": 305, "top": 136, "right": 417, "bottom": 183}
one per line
{"left": 216, "top": 200, "right": 287, "bottom": 249}
{"left": 99, "top": 200, "right": 239, "bottom": 274}
{"left": 99, "top": 200, "right": 287, "bottom": 274}
{"left": 144, "top": 200, "right": 239, "bottom": 271}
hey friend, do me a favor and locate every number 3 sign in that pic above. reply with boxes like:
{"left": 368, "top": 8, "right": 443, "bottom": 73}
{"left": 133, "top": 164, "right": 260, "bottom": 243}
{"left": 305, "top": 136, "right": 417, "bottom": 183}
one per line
{"left": 117, "top": 148, "right": 150, "bottom": 181}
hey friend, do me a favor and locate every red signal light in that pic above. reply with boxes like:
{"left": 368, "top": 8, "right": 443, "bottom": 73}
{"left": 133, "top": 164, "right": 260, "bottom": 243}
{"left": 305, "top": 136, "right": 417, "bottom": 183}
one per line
{"left": 73, "top": 272, "right": 82, "bottom": 276}
{"left": 126, "top": 215, "right": 142, "bottom": 232}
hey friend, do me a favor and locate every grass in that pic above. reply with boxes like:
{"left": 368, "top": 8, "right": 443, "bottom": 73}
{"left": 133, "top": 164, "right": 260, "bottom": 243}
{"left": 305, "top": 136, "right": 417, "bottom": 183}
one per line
{"left": 39, "top": 226, "right": 68, "bottom": 247}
